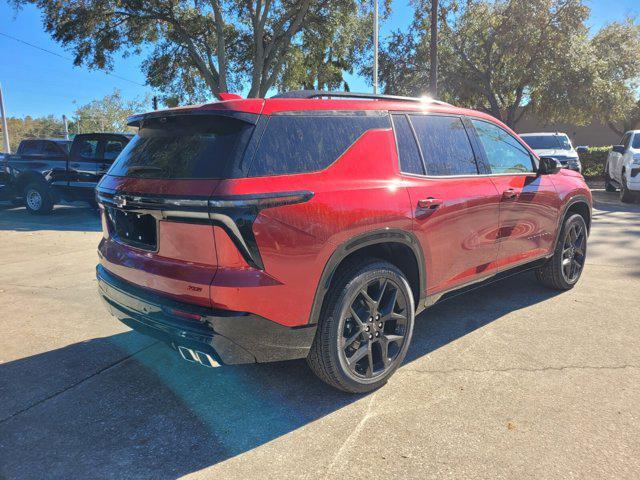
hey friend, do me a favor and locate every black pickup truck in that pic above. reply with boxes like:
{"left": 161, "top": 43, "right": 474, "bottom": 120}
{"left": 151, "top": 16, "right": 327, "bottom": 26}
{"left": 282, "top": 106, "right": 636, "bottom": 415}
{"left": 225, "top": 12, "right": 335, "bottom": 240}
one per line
{"left": 3, "top": 133, "right": 132, "bottom": 214}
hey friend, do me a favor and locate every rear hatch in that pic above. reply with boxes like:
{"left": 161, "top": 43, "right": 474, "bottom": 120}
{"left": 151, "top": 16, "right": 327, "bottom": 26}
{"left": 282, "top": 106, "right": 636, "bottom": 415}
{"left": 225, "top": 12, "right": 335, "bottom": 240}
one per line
{"left": 97, "top": 108, "right": 259, "bottom": 307}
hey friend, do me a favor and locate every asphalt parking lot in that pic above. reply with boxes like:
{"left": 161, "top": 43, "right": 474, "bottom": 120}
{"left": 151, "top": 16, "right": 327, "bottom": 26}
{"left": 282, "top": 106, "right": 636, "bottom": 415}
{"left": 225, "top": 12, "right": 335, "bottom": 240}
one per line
{"left": 0, "top": 192, "right": 639, "bottom": 480}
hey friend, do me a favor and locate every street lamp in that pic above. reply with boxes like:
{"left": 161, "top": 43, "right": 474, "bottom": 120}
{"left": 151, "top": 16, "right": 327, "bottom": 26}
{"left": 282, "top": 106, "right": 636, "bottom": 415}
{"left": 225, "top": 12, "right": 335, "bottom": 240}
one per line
{"left": 373, "top": 0, "right": 378, "bottom": 94}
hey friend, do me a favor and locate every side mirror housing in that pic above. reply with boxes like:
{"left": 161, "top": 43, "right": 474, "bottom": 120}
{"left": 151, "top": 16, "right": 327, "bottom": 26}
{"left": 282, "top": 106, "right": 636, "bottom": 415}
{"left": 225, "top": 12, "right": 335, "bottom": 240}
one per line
{"left": 538, "top": 156, "right": 562, "bottom": 175}
{"left": 612, "top": 145, "right": 626, "bottom": 154}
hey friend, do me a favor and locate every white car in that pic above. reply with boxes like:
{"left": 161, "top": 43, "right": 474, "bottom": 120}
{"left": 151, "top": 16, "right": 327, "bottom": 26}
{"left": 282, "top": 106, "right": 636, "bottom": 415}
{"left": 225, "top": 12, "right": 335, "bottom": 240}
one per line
{"left": 605, "top": 130, "right": 640, "bottom": 203}
{"left": 519, "top": 132, "right": 581, "bottom": 173}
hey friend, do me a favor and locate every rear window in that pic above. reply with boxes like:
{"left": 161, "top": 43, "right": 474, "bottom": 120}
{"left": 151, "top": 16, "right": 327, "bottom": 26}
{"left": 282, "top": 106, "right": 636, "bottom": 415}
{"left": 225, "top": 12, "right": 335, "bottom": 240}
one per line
{"left": 248, "top": 114, "right": 390, "bottom": 177}
{"left": 108, "top": 115, "right": 254, "bottom": 179}
{"left": 520, "top": 134, "right": 571, "bottom": 150}
{"left": 409, "top": 115, "right": 478, "bottom": 176}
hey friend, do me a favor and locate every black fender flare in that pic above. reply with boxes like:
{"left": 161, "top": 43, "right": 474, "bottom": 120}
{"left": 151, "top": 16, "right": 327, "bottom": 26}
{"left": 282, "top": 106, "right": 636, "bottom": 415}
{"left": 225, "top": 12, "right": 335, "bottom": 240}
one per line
{"left": 307, "top": 229, "right": 426, "bottom": 325}
{"left": 15, "top": 171, "right": 49, "bottom": 192}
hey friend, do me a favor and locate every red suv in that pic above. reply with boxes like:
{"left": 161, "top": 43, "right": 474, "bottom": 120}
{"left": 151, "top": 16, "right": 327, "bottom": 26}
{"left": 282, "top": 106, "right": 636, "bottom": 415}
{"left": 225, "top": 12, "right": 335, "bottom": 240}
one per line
{"left": 96, "top": 91, "right": 592, "bottom": 393}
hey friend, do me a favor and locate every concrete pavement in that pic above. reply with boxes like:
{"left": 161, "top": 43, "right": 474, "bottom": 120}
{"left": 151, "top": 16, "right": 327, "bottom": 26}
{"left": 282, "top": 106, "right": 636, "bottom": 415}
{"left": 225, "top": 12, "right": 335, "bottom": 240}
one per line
{"left": 0, "top": 192, "right": 639, "bottom": 479}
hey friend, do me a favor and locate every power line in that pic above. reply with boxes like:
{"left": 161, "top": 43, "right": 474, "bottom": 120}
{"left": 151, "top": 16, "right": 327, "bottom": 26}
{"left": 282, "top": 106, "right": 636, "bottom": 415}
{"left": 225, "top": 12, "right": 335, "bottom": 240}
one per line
{"left": 0, "top": 31, "right": 148, "bottom": 87}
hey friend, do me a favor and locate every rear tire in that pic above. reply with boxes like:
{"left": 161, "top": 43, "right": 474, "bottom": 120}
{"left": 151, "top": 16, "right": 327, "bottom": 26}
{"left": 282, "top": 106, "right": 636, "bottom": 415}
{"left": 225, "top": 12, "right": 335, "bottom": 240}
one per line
{"left": 604, "top": 169, "right": 616, "bottom": 192}
{"left": 24, "top": 181, "right": 54, "bottom": 215}
{"left": 536, "top": 213, "right": 587, "bottom": 290}
{"left": 307, "top": 259, "right": 415, "bottom": 393}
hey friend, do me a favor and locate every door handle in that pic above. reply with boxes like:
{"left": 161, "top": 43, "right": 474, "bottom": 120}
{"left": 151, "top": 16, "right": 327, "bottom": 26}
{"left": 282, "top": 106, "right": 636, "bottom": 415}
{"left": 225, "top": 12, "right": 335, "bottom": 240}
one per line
{"left": 418, "top": 198, "right": 443, "bottom": 209}
{"left": 502, "top": 188, "right": 518, "bottom": 200}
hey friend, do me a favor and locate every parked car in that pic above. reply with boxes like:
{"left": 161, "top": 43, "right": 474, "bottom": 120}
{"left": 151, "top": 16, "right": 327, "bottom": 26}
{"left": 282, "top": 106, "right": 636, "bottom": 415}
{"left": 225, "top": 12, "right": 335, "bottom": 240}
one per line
{"left": 519, "top": 132, "right": 581, "bottom": 173}
{"left": 5, "top": 134, "right": 132, "bottom": 214}
{"left": 604, "top": 130, "right": 640, "bottom": 202}
{"left": 96, "top": 91, "right": 592, "bottom": 393}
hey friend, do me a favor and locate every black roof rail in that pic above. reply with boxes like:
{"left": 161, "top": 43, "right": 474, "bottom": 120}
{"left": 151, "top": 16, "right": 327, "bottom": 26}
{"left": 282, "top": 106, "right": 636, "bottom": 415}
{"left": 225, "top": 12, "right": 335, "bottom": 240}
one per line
{"left": 271, "top": 90, "right": 452, "bottom": 106}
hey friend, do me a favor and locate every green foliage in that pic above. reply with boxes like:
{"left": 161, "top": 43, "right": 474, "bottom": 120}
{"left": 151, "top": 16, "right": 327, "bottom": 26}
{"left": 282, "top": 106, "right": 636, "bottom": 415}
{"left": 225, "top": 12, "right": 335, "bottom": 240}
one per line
{"left": 2, "top": 116, "right": 66, "bottom": 152}
{"left": 578, "top": 146, "right": 611, "bottom": 178}
{"left": 14, "top": 0, "right": 370, "bottom": 103}
{"left": 71, "top": 90, "right": 149, "bottom": 133}
{"left": 377, "top": 0, "right": 640, "bottom": 131}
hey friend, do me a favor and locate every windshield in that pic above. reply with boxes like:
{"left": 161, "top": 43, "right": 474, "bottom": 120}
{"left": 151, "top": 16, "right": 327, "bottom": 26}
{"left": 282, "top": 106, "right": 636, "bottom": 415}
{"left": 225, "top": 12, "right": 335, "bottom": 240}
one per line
{"left": 108, "top": 115, "right": 254, "bottom": 179}
{"left": 520, "top": 134, "right": 572, "bottom": 151}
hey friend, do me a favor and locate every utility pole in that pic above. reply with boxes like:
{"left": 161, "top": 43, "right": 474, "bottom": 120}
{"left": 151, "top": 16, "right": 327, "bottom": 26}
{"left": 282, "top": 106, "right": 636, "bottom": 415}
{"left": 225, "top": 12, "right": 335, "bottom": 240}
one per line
{"left": 429, "top": 0, "right": 439, "bottom": 98}
{"left": 0, "top": 82, "right": 10, "bottom": 154}
{"left": 62, "top": 115, "right": 69, "bottom": 140}
{"left": 373, "top": 0, "right": 379, "bottom": 94}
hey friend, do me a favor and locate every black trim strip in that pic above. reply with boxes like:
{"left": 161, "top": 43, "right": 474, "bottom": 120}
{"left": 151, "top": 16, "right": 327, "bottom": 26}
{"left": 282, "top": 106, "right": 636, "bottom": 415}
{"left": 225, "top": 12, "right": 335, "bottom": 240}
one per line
{"left": 97, "top": 187, "right": 314, "bottom": 270}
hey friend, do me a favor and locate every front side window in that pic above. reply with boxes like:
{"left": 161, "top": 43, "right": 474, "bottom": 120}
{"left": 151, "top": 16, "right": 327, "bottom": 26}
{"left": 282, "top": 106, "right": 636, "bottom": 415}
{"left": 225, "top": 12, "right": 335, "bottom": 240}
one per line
{"left": 472, "top": 120, "right": 534, "bottom": 174}
{"left": 392, "top": 114, "right": 424, "bottom": 175}
{"left": 249, "top": 114, "right": 390, "bottom": 177}
{"left": 409, "top": 115, "right": 478, "bottom": 176}
{"left": 632, "top": 134, "right": 640, "bottom": 150}
{"left": 621, "top": 133, "right": 632, "bottom": 149}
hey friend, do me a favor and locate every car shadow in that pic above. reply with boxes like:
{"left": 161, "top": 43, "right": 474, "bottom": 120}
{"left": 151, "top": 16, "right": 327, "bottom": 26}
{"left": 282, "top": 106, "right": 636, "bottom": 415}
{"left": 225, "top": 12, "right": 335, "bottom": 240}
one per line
{"left": 0, "top": 271, "right": 559, "bottom": 479}
{"left": 0, "top": 201, "right": 101, "bottom": 232}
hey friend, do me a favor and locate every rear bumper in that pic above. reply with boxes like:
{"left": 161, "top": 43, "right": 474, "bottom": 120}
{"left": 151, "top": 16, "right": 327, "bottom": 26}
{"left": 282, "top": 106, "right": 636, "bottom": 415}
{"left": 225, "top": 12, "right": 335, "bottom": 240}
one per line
{"left": 97, "top": 265, "right": 317, "bottom": 365}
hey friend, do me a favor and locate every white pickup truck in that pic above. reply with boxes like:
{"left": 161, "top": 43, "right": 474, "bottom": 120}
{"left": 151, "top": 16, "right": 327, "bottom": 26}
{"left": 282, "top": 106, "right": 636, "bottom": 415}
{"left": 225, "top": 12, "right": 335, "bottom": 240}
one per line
{"left": 604, "top": 130, "right": 640, "bottom": 203}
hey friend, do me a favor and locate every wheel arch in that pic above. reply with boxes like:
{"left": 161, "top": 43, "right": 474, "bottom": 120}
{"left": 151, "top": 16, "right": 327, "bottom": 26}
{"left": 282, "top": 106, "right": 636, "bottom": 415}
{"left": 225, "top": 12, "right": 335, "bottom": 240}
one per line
{"left": 15, "top": 171, "right": 48, "bottom": 192}
{"left": 553, "top": 195, "right": 592, "bottom": 250}
{"left": 308, "top": 229, "right": 426, "bottom": 325}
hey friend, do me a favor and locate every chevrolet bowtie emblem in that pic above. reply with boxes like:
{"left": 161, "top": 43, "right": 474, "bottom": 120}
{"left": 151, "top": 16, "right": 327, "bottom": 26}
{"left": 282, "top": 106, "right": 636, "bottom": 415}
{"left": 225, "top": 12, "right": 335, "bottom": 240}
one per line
{"left": 113, "top": 195, "right": 127, "bottom": 208}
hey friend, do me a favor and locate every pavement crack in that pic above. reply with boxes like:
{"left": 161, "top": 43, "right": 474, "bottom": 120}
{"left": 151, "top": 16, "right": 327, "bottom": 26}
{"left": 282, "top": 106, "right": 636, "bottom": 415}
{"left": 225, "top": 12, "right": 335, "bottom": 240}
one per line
{"left": 323, "top": 390, "right": 379, "bottom": 479}
{"left": 0, "top": 341, "right": 159, "bottom": 424}
{"left": 402, "top": 364, "right": 639, "bottom": 376}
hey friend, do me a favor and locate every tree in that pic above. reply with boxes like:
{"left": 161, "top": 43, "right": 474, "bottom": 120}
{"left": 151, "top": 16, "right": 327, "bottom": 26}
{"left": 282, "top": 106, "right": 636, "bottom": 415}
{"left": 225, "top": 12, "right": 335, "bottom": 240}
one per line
{"left": 277, "top": 0, "right": 373, "bottom": 92}
{"left": 587, "top": 20, "right": 640, "bottom": 135}
{"left": 72, "top": 90, "right": 149, "bottom": 133}
{"left": 2, "top": 116, "right": 66, "bottom": 152}
{"left": 440, "top": 0, "right": 592, "bottom": 127}
{"left": 15, "top": 0, "right": 368, "bottom": 103}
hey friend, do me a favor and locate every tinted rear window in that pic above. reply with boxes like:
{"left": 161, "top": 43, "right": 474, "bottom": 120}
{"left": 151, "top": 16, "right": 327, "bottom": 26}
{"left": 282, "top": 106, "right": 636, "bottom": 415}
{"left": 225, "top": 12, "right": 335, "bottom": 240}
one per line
{"left": 520, "top": 134, "right": 571, "bottom": 150}
{"left": 248, "top": 114, "right": 390, "bottom": 177}
{"left": 108, "top": 115, "right": 254, "bottom": 179}
{"left": 409, "top": 115, "right": 478, "bottom": 176}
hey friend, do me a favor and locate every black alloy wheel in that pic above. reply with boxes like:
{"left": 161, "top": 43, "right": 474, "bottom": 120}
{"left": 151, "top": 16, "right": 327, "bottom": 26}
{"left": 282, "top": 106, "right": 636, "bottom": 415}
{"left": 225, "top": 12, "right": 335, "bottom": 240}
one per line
{"left": 307, "top": 259, "right": 415, "bottom": 393}
{"left": 560, "top": 221, "right": 586, "bottom": 284}
{"left": 536, "top": 213, "right": 588, "bottom": 290}
{"left": 338, "top": 277, "right": 409, "bottom": 380}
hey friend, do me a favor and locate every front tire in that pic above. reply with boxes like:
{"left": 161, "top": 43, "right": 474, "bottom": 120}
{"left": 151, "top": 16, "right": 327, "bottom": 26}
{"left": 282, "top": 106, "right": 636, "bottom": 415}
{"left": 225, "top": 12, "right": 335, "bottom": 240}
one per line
{"left": 307, "top": 259, "right": 415, "bottom": 393}
{"left": 536, "top": 213, "right": 588, "bottom": 290}
{"left": 24, "top": 181, "right": 54, "bottom": 215}
{"left": 620, "top": 175, "right": 636, "bottom": 203}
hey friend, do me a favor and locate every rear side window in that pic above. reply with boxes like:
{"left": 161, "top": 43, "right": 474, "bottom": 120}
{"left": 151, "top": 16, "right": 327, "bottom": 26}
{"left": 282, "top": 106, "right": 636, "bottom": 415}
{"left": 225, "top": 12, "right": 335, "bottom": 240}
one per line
{"left": 471, "top": 120, "right": 534, "bottom": 174}
{"left": 392, "top": 114, "right": 424, "bottom": 175}
{"left": 103, "top": 139, "right": 127, "bottom": 161}
{"left": 248, "top": 114, "right": 390, "bottom": 177}
{"left": 409, "top": 115, "right": 478, "bottom": 176}
{"left": 43, "top": 141, "right": 63, "bottom": 155}
{"left": 109, "top": 116, "right": 254, "bottom": 179}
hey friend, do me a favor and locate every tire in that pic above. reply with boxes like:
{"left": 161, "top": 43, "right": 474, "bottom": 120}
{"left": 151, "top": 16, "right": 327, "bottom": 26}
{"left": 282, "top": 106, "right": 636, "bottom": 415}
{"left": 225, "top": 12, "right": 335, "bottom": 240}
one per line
{"left": 604, "top": 169, "right": 616, "bottom": 192}
{"left": 620, "top": 175, "right": 636, "bottom": 203}
{"left": 23, "top": 181, "right": 54, "bottom": 214}
{"left": 307, "top": 259, "right": 415, "bottom": 393}
{"left": 536, "top": 213, "right": 588, "bottom": 290}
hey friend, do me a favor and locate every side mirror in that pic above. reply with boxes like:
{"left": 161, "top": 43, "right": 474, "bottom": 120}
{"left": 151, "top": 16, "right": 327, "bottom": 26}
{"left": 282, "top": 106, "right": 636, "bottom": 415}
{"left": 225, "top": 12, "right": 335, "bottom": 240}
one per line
{"left": 538, "top": 156, "right": 562, "bottom": 175}
{"left": 612, "top": 145, "right": 626, "bottom": 154}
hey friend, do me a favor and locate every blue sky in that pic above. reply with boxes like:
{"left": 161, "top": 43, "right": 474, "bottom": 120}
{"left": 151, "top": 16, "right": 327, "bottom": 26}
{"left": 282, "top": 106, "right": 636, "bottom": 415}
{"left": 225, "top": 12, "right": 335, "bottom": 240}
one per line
{"left": 0, "top": 0, "right": 638, "bottom": 118}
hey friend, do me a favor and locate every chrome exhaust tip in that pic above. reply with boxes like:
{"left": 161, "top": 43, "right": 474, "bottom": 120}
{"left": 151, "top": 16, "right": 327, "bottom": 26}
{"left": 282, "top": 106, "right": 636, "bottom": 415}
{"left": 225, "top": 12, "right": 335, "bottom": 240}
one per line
{"left": 177, "top": 345, "right": 221, "bottom": 368}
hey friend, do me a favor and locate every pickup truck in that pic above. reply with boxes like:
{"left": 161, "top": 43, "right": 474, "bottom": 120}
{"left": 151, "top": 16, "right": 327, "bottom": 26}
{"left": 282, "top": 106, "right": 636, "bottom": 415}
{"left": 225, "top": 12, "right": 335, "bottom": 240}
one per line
{"left": 4, "top": 133, "right": 132, "bottom": 214}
